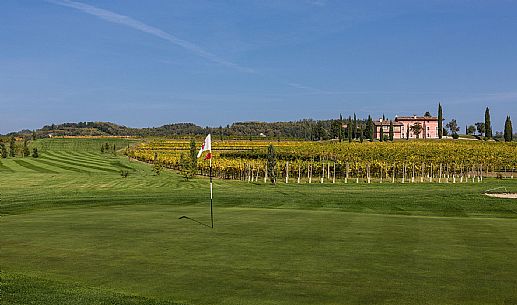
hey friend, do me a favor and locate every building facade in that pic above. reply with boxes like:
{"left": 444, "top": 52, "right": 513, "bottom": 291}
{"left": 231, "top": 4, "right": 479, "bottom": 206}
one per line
{"left": 373, "top": 115, "right": 440, "bottom": 140}
{"left": 395, "top": 115, "right": 440, "bottom": 139}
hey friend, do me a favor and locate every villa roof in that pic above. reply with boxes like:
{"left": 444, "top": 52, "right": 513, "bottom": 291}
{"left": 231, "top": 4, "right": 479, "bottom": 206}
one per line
{"left": 395, "top": 116, "right": 439, "bottom": 121}
{"left": 373, "top": 120, "right": 403, "bottom": 126}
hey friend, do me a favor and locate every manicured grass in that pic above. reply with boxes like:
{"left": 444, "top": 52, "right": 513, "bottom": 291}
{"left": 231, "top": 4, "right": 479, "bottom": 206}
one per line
{"left": 1, "top": 138, "right": 517, "bottom": 305}
{"left": 13, "top": 159, "right": 59, "bottom": 174}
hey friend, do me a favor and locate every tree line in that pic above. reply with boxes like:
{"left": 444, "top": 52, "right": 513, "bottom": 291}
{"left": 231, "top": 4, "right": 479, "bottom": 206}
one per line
{"left": 3, "top": 105, "right": 514, "bottom": 142}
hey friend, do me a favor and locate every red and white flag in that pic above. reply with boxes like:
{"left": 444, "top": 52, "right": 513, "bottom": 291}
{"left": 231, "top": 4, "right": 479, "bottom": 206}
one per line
{"left": 197, "top": 134, "right": 212, "bottom": 160}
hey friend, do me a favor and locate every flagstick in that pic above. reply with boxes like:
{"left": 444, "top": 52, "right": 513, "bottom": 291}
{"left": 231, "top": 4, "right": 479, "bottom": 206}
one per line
{"left": 210, "top": 157, "right": 213, "bottom": 229}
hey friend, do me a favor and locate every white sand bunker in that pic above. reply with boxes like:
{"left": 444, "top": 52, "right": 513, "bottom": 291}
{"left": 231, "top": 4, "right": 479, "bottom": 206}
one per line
{"left": 484, "top": 193, "right": 517, "bottom": 199}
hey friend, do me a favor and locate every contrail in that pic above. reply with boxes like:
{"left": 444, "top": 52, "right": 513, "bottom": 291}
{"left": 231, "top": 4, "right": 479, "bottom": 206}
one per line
{"left": 46, "top": 0, "right": 254, "bottom": 73}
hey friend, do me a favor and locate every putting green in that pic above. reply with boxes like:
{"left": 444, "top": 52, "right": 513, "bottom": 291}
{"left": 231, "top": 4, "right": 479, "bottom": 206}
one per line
{"left": 1, "top": 139, "right": 517, "bottom": 304}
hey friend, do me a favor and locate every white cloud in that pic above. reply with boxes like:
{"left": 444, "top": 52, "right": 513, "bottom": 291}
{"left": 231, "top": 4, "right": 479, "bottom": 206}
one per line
{"left": 46, "top": 0, "right": 254, "bottom": 73}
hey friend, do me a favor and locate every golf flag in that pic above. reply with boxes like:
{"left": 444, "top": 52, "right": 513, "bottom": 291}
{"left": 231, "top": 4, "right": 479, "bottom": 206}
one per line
{"left": 197, "top": 134, "right": 212, "bottom": 160}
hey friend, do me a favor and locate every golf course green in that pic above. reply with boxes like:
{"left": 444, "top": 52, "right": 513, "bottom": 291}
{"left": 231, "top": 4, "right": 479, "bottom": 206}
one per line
{"left": 1, "top": 138, "right": 517, "bottom": 305}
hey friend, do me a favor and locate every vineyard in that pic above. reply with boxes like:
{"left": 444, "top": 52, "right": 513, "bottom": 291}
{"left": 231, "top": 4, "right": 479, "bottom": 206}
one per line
{"left": 128, "top": 139, "right": 517, "bottom": 183}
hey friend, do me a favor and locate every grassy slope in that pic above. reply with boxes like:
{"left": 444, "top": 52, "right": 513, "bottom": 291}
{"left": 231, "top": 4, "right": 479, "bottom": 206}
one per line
{"left": 1, "top": 139, "right": 517, "bottom": 305}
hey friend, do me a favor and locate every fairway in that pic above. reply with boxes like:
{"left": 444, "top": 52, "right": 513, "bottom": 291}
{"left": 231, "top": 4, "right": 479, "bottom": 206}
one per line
{"left": 1, "top": 139, "right": 517, "bottom": 305}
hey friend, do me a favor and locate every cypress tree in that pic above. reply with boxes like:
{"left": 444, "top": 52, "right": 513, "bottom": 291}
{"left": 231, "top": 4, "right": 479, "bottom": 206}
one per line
{"left": 267, "top": 144, "right": 276, "bottom": 184}
{"left": 504, "top": 116, "right": 513, "bottom": 142}
{"left": 380, "top": 123, "right": 384, "bottom": 142}
{"left": 0, "top": 143, "right": 7, "bottom": 158}
{"left": 337, "top": 113, "right": 343, "bottom": 142}
{"left": 438, "top": 103, "right": 443, "bottom": 139}
{"left": 23, "top": 139, "right": 30, "bottom": 157}
{"left": 485, "top": 107, "right": 492, "bottom": 138}
{"left": 352, "top": 113, "right": 357, "bottom": 139}
{"left": 347, "top": 116, "right": 352, "bottom": 142}
{"left": 366, "top": 115, "right": 374, "bottom": 141}
{"left": 9, "top": 136, "right": 16, "bottom": 157}
{"left": 389, "top": 120, "right": 394, "bottom": 141}
{"left": 189, "top": 139, "right": 197, "bottom": 177}
{"left": 359, "top": 126, "right": 364, "bottom": 143}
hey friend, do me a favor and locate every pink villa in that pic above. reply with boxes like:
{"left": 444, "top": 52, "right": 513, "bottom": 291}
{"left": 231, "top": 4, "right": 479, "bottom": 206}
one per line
{"left": 374, "top": 115, "right": 440, "bottom": 140}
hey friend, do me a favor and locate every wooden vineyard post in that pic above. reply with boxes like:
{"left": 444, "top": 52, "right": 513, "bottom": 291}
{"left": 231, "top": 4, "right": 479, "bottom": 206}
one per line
{"left": 384, "top": 163, "right": 389, "bottom": 181}
{"left": 480, "top": 164, "right": 483, "bottom": 182}
{"left": 430, "top": 163, "right": 433, "bottom": 183}
{"left": 327, "top": 163, "right": 331, "bottom": 180}
{"left": 320, "top": 163, "right": 325, "bottom": 183}
{"left": 402, "top": 163, "right": 406, "bottom": 184}
{"left": 285, "top": 161, "right": 289, "bottom": 184}
{"left": 421, "top": 162, "right": 424, "bottom": 183}
{"left": 412, "top": 164, "right": 415, "bottom": 183}
{"left": 264, "top": 164, "right": 268, "bottom": 183}
{"left": 439, "top": 163, "right": 442, "bottom": 183}
{"left": 392, "top": 163, "right": 395, "bottom": 184}
{"left": 345, "top": 162, "right": 349, "bottom": 184}
{"left": 297, "top": 164, "right": 301, "bottom": 184}
{"left": 308, "top": 163, "right": 311, "bottom": 184}
{"left": 367, "top": 164, "right": 371, "bottom": 184}
{"left": 453, "top": 164, "right": 456, "bottom": 184}
{"left": 332, "top": 162, "right": 336, "bottom": 184}
{"left": 380, "top": 164, "right": 383, "bottom": 184}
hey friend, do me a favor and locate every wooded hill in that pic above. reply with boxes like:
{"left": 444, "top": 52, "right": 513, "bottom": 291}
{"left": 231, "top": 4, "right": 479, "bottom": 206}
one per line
{"left": 4, "top": 119, "right": 357, "bottom": 140}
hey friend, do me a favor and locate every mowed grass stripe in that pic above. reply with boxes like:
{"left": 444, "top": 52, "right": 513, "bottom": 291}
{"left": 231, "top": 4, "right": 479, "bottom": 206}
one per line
{"left": 0, "top": 160, "right": 14, "bottom": 172}
{"left": 13, "top": 160, "right": 59, "bottom": 174}
{"left": 32, "top": 158, "right": 92, "bottom": 173}
{"left": 62, "top": 151, "right": 114, "bottom": 162}
{"left": 42, "top": 152, "right": 119, "bottom": 170}
{"left": 45, "top": 151, "right": 113, "bottom": 166}
{"left": 40, "top": 155, "right": 119, "bottom": 173}
{"left": 49, "top": 151, "right": 135, "bottom": 171}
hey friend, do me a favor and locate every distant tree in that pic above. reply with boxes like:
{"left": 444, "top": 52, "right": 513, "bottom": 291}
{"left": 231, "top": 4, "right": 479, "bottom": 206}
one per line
{"left": 438, "top": 103, "right": 443, "bottom": 139}
{"left": 105, "top": 142, "right": 110, "bottom": 152}
{"left": 100, "top": 145, "right": 105, "bottom": 153}
{"left": 410, "top": 123, "right": 423, "bottom": 139}
{"left": 23, "top": 139, "right": 30, "bottom": 157}
{"left": 113, "top": 144, "right": 116, "bottom": 153}
{"left": 380, "top": 123, "right": 384, "bottom": 142}
{"left": 32, "top": 148, "right": 39, "bottom": 158}
{"left": 446, "top": 119, "right": 460, "bottom": 137}
{"left": 366, "top": 115, "right": 374, "bottom": 141}
{"left": 338, "top": 114, "right": 343, "bottom": 142}
{"left": 475, "top": 122, "right": 485, "bottom": 136}
{"left": 466, "top": 125, "right": 476, "bottom": 135}
{"left": 9, "top": 137, "right": 16, "bottom": 157}
{"left": 330, "top": 119, "right": 341, "bottom": 140}
{"left": 424, "top": 111, "right": 431, "bottom": 117}
{"left": 442, "top": 128, "right": 449, "bottom": 137}
{"left": 219, "top": 126, "right": 224, "bottom": 141}
{"left": 352, "top": 113, "right": 357, "bottom": 139}
{"left": 406, "top": 124, "right": 410, "bottom": 140}
{"left": 32, "top": 130, "right": 37, "bottom": 141}
{"left": 504, "top": 116, "right": 513, "bottom": 142}
{"left": 267, "top": 144, "right": 276, "bottom": 184}
{"left": 485, "top": 107, "right": 492, "bottom": 138}
{"left": 189, "top": 139, "right": 197, "bottom": 177}
{"left": 347, "top": 116, "right": 352, "bottom": 143}
{"left": 153, "top": 153, "right": 163, "bottom": 176}
{"left": 389, "top": 120, "right": 394, "bottom": 141}
{"left": 0, "top": 143, "right": 7, "bottom": 158}
{"left": 359, "top": 126, "right": 364, "bottom": 143}
{"left": 179, "top": 153, "right": 189, "bottom": 179}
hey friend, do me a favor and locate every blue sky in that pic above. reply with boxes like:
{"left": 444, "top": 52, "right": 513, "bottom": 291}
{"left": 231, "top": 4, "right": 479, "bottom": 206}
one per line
{"left": 1, "top": 0, "right": 517, "bottom": 133}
